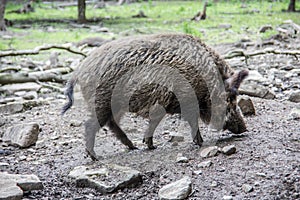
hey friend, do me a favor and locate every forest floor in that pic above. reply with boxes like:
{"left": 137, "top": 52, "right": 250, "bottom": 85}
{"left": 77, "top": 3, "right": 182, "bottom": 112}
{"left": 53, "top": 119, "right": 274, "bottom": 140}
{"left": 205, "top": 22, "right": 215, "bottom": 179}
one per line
{"left": 1, "top": 1, "right": 300, "bottom": 199}
{"left": 1, "top": 35, "right": 300, "bottom": 199}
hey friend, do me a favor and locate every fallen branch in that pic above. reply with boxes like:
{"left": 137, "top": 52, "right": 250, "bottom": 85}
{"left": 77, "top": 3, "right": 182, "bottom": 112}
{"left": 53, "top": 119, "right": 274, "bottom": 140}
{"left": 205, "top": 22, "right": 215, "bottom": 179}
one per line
{"left": 224, "top": 48, "right": 300, "bottom": 60}
{"left": 0, "top": 44, "right": 86, "bottom": 58}
{"left": 36, "top": 81, "right": 64, "bottom": 93}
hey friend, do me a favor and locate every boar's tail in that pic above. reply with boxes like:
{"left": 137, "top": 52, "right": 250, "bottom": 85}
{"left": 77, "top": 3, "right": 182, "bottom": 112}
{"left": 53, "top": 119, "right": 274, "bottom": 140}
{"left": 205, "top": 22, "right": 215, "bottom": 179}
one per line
{"left": 61, "top": 78, "right": 77, "bottom": 115}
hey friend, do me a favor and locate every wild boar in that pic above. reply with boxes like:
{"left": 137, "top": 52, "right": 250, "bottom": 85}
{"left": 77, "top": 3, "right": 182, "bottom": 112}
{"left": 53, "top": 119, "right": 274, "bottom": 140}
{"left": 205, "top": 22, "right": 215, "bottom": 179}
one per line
{"left": 62, "top": 34, "right": 248, "bottom": 160}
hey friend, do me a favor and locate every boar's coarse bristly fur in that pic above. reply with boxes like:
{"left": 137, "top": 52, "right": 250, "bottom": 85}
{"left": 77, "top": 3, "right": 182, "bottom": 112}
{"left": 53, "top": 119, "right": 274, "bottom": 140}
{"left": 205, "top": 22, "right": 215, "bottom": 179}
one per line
{"left": 62, "top": 34, "right": 248, "bottom": 160}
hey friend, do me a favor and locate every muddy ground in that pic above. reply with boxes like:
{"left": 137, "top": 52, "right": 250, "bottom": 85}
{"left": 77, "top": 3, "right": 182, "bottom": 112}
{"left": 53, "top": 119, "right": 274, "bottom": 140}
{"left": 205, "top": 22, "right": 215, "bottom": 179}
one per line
{"left": 1, "top": 36, "right": 300, "bottom": 199}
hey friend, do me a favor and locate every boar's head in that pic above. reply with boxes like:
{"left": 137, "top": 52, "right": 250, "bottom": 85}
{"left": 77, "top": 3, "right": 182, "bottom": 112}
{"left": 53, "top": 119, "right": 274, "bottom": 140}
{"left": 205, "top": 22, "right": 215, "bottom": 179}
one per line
{"left": 223, "top": 69, "right": 249, "bottom": 134}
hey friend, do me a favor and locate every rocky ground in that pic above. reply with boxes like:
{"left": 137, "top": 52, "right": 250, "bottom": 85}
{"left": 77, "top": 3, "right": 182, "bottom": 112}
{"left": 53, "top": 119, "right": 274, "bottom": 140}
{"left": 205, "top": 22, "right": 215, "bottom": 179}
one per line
{"left": 0, "top": 32, "right": 300, "bottom": 199}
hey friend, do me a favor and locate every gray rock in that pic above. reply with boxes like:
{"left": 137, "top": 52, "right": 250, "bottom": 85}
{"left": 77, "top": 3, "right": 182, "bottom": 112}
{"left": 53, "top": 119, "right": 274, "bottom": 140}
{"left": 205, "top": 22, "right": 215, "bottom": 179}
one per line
{"left": 287, "top": 107, "right": 300, "bottom": 120}
{"left": 221, "top": 145, "right": 237, "bottom": 155}
{"left": 0, "top": 172, "right": 43, "bottom": 200}
{"left": 242, "top": 184, "right": 254, "bottom": 193}
{"left": 0, "top": 100, "right": 46, "bottom": 114}
{"left": 238, "top": 97, "right": 255, "bottom": 116}
{"left": 0, "top": 102, "right": 24, "bottom": 114}
{"left": 2, "top": 173, "right": 44, "bottom": 191}
{"left": 2, "top": 123, "right": 40, "bottom": 148}
{"left": 158, "top": 176, "right": 192, "bottom": 200}
{"left": 0, "top": 178, "right": 23, "bottom": 200}
{"left": 246, "top": 70, "right": 266, "bottom": 82}
{"left": 68, "top": 164, "right": 142, "bottom": 193}
{"left": 239, "top": 83, "right": 275, "bottom": 99}
{"left": 0, "top": 82, "right": 41, "bottom": 94}
{"left": 200, "top": 146, "right": 219, "bottom": 158}
{"left": 288, "top": 91, "right": 300, "bottom": 103}
{"left": 218, "top": 24, "right": 232, "bottom": 29}
{"left": 259, "top": 25, "right": 273, "bottom": 33}
{"left": 197, "top": 160, "right": 212, "bottom": 168}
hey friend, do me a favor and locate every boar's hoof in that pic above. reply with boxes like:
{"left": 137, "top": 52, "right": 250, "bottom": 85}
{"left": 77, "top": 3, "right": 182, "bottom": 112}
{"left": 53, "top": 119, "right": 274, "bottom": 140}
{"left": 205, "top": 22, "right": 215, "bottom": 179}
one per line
{"left": 193, "top": 131, "right": 204, "bottom": 146}
{"left": 128, "top": 145, "right": 138, "bottom": 150}
{"left": 143, "top": 137, "right": 156, "bottom": 149}
{"left": 86, "top": 149, "right": 98, "bottom": 161}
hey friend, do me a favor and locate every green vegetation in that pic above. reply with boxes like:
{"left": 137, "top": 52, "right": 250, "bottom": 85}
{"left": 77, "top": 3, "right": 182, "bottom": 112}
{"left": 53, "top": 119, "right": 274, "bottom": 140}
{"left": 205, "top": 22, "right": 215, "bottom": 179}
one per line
{"left": 1, "top": 0, "right": 300, "bottom": 50}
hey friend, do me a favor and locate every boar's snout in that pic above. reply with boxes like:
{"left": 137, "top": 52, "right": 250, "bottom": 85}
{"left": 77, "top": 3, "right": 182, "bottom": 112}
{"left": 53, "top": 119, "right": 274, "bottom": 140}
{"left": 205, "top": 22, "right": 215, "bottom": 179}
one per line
{"left": 223, "top": 104, "right": 247, "bottom": 134}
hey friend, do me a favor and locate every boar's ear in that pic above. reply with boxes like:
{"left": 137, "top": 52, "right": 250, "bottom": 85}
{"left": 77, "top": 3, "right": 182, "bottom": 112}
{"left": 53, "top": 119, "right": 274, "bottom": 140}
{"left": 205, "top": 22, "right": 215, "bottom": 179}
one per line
{"left": 226, "top": 69, "right": 249, "bottom": 95}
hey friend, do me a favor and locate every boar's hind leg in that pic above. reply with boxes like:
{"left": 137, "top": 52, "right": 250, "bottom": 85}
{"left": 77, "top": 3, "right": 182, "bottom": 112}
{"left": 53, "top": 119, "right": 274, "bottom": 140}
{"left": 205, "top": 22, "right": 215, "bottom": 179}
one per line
{"left": 107, "top": 116, "right": 138, "bottom": 150}
{"left": 143, "top": 104, "right": 166, "bottom": 149}
{"left": 143, "top": 115, "right": 164, "bottom": 150}
{"left": 84, "top": 117, "right": 100, "bottom": 160}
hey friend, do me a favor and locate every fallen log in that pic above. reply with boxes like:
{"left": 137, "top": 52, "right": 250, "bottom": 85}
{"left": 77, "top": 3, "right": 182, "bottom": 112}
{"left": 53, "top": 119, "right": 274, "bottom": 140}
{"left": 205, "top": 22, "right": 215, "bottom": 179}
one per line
{"left": 0, "top": 67, "right": 72, "bottom": 85}
{"left": 0, "top": 44, "right": 86, "bottom": 58}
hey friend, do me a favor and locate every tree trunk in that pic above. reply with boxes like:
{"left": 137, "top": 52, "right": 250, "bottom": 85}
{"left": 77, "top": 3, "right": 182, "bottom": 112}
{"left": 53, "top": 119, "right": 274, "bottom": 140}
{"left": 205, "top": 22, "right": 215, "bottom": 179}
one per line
{"left": 78, "top": 0, "right": 86, "bottom": 23}
{"left": 0, "top": 0, "right": 7, "bottom": 31}
{"left": 288, "top": 0, "right": 296, "bottom": 12}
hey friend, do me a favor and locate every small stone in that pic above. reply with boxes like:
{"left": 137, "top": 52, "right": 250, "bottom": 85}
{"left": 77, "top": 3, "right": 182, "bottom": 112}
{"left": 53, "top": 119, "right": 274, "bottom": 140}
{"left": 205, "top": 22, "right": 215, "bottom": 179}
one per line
{"left": 193, "top": 170, "right": 202, "bottom": 175}
{"left": 288, "top": 91, "right": 300, "bottom": 103}
{"left": 2, "top": 123, "right": 40, "bottom": 148}
{"left": 169, "top": 135, "right": 184, "bottom": 142}
{"left": 256, "top": 172, "right": 267, "bottom": 177}
{"left": 23, "top": 91, "right": 38, "bottom": 100}
{"left": 242, "top": 184, "right": 253, "bottom": 193}
{"left": 70, "top": 120, "right": 82, "bottom": 127}
{"left": 200, "top": 146, "right": 219, "bottom": 158}
{"left": 259, "top": 25, "right": 273, "bottom": 33}
{"left": 158, "top": 176, "right": 192, "bottom": 200}
{"left": 0, "top": 162, "right": 9, "bottom": 170}
{"left": 218, "top": 24, "right": 232, "bottom": 29}
{"left": 221, "top": 145, "right": 237, "bottom": 155}
{"left": 238, "top": 97, "right": 255, "bottom": 116}
{"left": 40, "top": 88, "right": 52, "bottom": 94}
{"left": 176, "top": 156, "right": 189, "bottom": 163}
{"left": 210, "top": 181, "right": 218, "bottom": 187}
{"left": 197, "top": 160, "right": 212, "bottom": 168}
{"left": 19, "top": 155, "right": 27, "bottom": 161}
{"left": 171, "top": 141, "right": 178, "bottom": 146}
{"left": 223, "top": 195, "right": 233, "bottom": 200}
